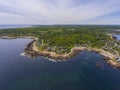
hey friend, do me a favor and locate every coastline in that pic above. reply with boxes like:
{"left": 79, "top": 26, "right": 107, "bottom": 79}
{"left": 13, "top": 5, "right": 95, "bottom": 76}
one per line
{"left": 0, "top": 36, "right": 35, "bottom": 39}
{"left": 25, "top": 38, "right": 120, "bottom": 69}
{"left": 0, "top": 36, "right": 120, "bottom": 69}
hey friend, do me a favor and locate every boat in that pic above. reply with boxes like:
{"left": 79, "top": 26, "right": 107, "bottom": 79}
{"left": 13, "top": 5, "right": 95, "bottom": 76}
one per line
{"left": 117, "top": 58, "right": 120, "bottom": 62}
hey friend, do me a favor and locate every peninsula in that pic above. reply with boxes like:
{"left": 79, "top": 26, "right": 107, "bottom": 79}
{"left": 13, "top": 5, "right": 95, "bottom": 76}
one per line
{"left": 0, "top": 25, "right": 120, "bottom": 68}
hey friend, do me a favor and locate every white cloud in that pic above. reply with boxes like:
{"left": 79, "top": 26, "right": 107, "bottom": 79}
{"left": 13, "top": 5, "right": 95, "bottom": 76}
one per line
{"left": 0, "top": 0, "right": 120, "bottom": 24}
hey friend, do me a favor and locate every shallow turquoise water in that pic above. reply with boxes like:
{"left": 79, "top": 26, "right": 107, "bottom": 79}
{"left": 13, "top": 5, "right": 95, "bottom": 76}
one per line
{"left": 0, "top": 39, "right": 120, "bottom": 90}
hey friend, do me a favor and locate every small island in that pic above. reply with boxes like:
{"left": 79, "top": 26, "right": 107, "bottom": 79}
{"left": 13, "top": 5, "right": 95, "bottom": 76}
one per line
{"left": 0, "top": 25, "right": 120, "bottom": 68}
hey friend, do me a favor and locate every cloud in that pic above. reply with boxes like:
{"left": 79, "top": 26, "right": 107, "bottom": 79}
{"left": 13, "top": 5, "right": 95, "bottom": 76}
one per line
{"left": 0, "top": 0, "right": 120, "bottom": 24}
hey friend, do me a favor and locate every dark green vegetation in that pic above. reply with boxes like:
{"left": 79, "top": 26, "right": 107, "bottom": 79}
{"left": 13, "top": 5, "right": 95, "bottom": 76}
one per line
{"left": 0, "top": 25, "right": 120, "bottom": 56}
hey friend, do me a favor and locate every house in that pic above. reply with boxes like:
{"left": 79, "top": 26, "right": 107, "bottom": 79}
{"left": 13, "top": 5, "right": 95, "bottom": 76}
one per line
{"left": 116, "top": 56, "right": 120, "bottom": 62}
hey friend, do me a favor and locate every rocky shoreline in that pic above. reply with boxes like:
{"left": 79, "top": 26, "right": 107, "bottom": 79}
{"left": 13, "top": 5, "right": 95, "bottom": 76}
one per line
{"left": 24, "top": 38, "right": 120, "bottom": 69}
{"left": 1, "top": 36, "right": 120, "bottom": 69}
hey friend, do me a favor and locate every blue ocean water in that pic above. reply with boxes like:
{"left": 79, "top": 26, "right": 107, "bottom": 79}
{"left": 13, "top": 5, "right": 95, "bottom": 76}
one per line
{"left": 114, "top": 35, "right": 120, "bottom": 40}
{"left": 0, "top": 25, "right": 32, "bottom": 29}
{"left": 0, "top": 39, "right": 120, "bottom": 90}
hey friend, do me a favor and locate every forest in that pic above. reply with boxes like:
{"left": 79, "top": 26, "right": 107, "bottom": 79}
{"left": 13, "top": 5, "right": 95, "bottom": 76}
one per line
{"left": 0, "top": 25, "right": 120, "bottom": 55}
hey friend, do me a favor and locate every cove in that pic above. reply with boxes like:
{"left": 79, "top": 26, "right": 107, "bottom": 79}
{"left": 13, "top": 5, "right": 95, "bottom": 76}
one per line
{"left": 0, "top": 39, "right": 120, "bottom": 90}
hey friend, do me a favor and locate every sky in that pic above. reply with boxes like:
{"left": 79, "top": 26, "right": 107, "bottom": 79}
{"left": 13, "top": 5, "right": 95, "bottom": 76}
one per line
{"left": 0, "top": 0, "right": 120, "bottom": 25}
